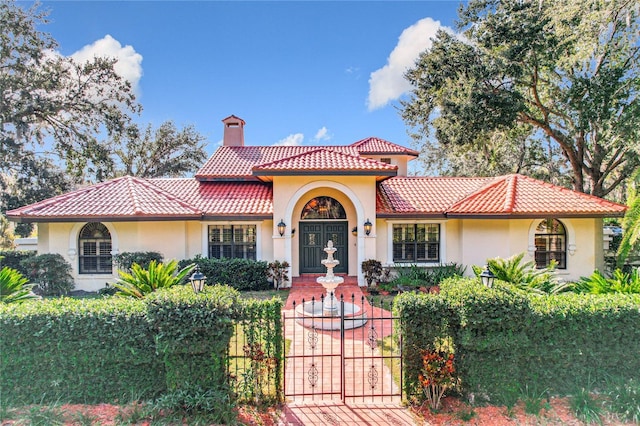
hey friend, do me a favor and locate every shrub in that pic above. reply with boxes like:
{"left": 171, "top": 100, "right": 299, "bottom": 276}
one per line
{"left": 480, "top": 252, "right": 561, "bottom": 294}
{"left": 113, "top": 251, "right": 164, "bottom": 272}
{"left": 361, "top": 259, "right": 383, "bottom": 287}
{"left": 419, "top": 349, "right": 457, "bottom": 411}
{"left": 573, "top": 269, "right": 640, "bottom": 294}
{"left": 0, "top": 251, "right": 36, "bottom": 276}
{"left": 111, "top": 260, "right": 194, "bottom": 299}
{"left": 0, "top": 267, "right": 38, "bottom": 304}
{"left": 179, "top": 257, "right": 270, "bottom": 291}
{"left": 19, "top": 254, "right": 73, "bottom": 296}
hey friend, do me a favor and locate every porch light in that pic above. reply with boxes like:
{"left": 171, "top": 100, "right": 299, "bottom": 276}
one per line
{"left": 364, "top": 219, "right": 372, "bottom": 236}
{"left": 277, "top": 219, "right": 286, "bottom": 237}
{"left": 480, "top": 265, "right": 495, "bottom": 288}
{"left": 351, "top": 226, "right": 358, "bottom": 236}
{"left": 189, "top": 265, "right": 206, "bottom": 293}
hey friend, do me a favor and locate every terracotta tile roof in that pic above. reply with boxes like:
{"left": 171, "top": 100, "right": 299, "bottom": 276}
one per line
{"left": 252, "top": 148, "right": 397, "bottom": 177}
{"left": 6, "top": 176, "right": 202, "bottom": 221}
{"left": 350, "top": 137, "right": 419, "bottom": 156}
{"left": 377, "top": 177, "right": 490, "bottom": 216}
{"left": 446, "top": 174, "right": 627, "bottom": 217}
{"left": 196, "top": 146, "right": 359, "bottom": 180}
{"left": 151, "top": 179, "right": 272, "bottom": 217}
{"left": 377, "top": 175, "right": 627, "bottom": 217}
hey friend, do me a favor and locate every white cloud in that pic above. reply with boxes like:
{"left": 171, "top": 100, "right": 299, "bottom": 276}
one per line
{"left": 274, "top": 133, "right": 304, "bottom": 146}
{"left": 367, "top": 17, "right": 449, "bottom": 111}
{"left": 314, "top": 127, "right": 331, "bottom": 141}
{"left": 70, "top": 35, "right": 143, "bottom": 92}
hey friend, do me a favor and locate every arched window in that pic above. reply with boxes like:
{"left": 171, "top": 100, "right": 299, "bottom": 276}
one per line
{"left": 534, "top": 219, "right": 566, "bottom": 269}
{"left": 300, "top": 197, "right": 346, "bottom": 220}
{"left": 78, "top": 222, "right": 112, "bottom": 274}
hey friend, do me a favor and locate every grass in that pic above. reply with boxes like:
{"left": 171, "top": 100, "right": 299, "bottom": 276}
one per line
{"left": 606, "top": 378, "right": 640, "bottom": 423}
{"left": 238, "top": 289, "right": 289, "bottom": 302}
{"left": 570, "top": 388, "right": 603, "bottom": 425}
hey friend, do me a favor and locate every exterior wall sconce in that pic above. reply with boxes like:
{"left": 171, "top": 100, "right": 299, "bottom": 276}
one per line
{"left": 351, "top": 226, "right": 358, "bottom": 236}
{"left": 277, "top": 219, "right": 286, "bottom": 236}
{"left": 291, "top": 228, "right": 296, "bottom": 236}
{"left": 363, "top": 219, "right": 372, "bottom": 236}
{"left": 189, "top": 265, "right": 207, "bottom": 293}
{"left": 480, "top": 265, "right": 495, "bottom": 288}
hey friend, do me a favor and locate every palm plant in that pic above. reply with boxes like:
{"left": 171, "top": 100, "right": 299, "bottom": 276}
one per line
{"left": 574, "top": 269, "right": 640, "bottom": 294}
{"left": 617, "top": 169, "right": 640, "bottom": 267}
{"left": 111, "top": 260, "right": 195, "bottom": 299}
{"left": 483, "top": 253, "right": 561, "bottom": 294}
{"left": 0, "top": 266, "right": 38, "bottom": 303}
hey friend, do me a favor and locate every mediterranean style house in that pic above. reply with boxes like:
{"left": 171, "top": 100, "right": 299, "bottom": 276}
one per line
{"left": 7, "top": 116, "right": 627, "bottom": 291}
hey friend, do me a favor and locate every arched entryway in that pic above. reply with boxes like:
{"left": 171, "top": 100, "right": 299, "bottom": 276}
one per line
{"left": 299, "top": 196, "right": 348, "bottom": 273}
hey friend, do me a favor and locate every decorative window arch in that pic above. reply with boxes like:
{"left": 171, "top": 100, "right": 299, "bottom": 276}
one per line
{"left": 534, "top": 219, "right": 567, "bottom": 269}
{"left": 78, "top": 222, "right": 113, "bottom": 274}
{"left": 300, "top": 196, "right": 346, "bottom": 220}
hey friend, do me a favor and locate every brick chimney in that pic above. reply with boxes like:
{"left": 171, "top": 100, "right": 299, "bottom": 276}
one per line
{"left": 222, "top": 115, "right": 245, "bottom": 147}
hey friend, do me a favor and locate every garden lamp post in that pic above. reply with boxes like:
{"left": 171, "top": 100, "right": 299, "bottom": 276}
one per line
{"left": 480, "top": 265, "right": 495, "bottom": 288}
{"left": 189, "top": 265, "right": 206, "bottom": 293}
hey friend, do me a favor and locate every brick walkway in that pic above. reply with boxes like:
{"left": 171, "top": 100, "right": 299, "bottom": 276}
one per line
{"left": 278, "top": 277, "right": 418, "bottom": 425}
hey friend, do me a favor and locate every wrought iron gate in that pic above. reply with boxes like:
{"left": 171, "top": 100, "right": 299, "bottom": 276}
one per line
{"left": 283, "top": 293, "right": 402, "bottom": 403}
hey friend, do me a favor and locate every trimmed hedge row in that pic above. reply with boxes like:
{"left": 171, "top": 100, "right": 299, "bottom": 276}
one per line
{"left": 395, "top": 278, "right": 640, "bottom": 401}
{"left": 0, "top": 285, "right": 242, "bottom": 406}
{"left": 179, "top": 257, "right": 271, "bottom": 291}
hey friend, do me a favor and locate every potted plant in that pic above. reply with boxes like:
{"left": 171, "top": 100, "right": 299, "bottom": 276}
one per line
{"left": 361, "top": 259, "right": 383, "bottom": 288}
{"left": 268, "top": 260, "right": 290, "bottom": 290}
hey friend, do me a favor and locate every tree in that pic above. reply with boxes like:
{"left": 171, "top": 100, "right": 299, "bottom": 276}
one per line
{"left": 110, "top": 121, "right": 207, "bottom": 178}
{"left": 1, "top": 1, "right": 139, "bottom": 176}
{"left": 618, "top": 169, "right": 640, "bottom": 267}
{"left": 402, "top": 0, "right": 640, "bottom": 198}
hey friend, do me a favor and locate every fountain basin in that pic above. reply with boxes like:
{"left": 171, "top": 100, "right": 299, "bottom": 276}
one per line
{"left": 295, "top": 299, "right": 368, "bottom": 330}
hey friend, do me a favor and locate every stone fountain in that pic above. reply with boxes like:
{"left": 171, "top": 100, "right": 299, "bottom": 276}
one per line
{"left": 295, "top": 240, "right": 367, "bottom": 330}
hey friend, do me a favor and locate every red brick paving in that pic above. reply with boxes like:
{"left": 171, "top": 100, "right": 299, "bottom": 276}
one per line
{"left": 279, "top": 276, "right": 418, "bottom": 425}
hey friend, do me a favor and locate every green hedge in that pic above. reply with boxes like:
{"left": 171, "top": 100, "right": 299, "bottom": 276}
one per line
{"left": 395, "top": 277, "right": 640, "bottom": 401}
{"left": 0, "top": 285, "right": 241, "bottom": 406}
{"left": 179, "top": 257, "right": 271, "bottom": 291}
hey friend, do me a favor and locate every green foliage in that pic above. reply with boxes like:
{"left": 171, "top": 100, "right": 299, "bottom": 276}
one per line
{"left": 607, "top": 378, "right": 640, "bottom": 423}
{"left": 392, "top": 263, "right": 466, "bottom": 290}
{"left": 151, "top": 385, "right": 236, "bottom": 424}
{"left": 111, "top": 260, "right": 194, "bottom": 299}
{"left": 402, "top": 0, "right": 640, "bottom": 197}
{"left": 113, "top": 251, "right": 164, "bottom": 272}
{"left": 0, "top": 215, "right": 14, "bottom": 249}
{"left": 232, "top": 298, "right": 284, "bottom": 405}
{"left": 109, "top": 121, "right": 208, "bottom": 178}
{"left": 0, "top": 250, "right": 35, "bottom": 275}
{"left": 0, "top": 285, "right": 245, "bottom": 406}
{"left": 0, "top": 266, "right": 37, "bottom": 303}
{"left": 574, "top": 269, "right": 640, "bottom": 294}
{"left": 483, "top": 253, "right": 562, "bottom": 294}
{"left": 0, "top": 297, "right": 164, "bottom": 404}
{"left": 20, "top": 253, "right": 73, "bottom": 296}
{"left": 570, "top": 388, "right": 603, "bottom": 425}
{"left": 618, "top": 171, "right": 640, "bottom": 267}
{"left": 395, "top": 277, "right": 640, "bottom": 402}
{"left": 179, "top": 257, "right": 271, "bottom": 291}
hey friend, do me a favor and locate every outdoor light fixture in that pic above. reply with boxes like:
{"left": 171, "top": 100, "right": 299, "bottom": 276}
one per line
{"left": 189, "top": 265, "right": 206, "bottom": 293}
{"left": 351, "top": 226, "right": 358, "bottom": 236}
{"left": 364, "top": 219, "right": 372, "bottom": 236}
{"left": 277, "top": 219, "right": 286, "bottom": 237}
{"left": 480, "top": 265, "right": 495, "bottom": 288}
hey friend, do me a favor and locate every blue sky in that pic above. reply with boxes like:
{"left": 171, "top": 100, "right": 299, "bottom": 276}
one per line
{"left": 36, "top": 1, "right": 463, "bottom": 156}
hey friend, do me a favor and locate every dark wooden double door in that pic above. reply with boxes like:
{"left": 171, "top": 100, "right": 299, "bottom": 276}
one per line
{"left": 300, "top": 221, "right": 348, "bottom": 273}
